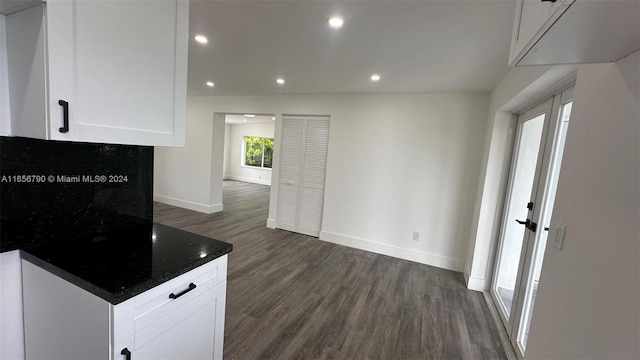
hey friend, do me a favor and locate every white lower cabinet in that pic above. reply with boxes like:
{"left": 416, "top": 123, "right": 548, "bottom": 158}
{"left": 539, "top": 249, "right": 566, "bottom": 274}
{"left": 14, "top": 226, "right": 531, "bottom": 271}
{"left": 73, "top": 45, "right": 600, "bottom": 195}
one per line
{"left": 127, "top": 284, "right": 225, "bottom": 360}
{"left": 0, "top": 250, "right": 25, "bottom": 360}
{"left": 22, "top": 255, "right": 227, "bottom": 360}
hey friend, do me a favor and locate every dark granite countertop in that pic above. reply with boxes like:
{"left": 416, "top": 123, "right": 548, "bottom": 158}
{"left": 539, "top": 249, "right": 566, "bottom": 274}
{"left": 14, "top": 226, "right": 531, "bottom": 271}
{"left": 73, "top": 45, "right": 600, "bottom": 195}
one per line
{"left": 21, "top": 223, "right": 232, "bottom": 305}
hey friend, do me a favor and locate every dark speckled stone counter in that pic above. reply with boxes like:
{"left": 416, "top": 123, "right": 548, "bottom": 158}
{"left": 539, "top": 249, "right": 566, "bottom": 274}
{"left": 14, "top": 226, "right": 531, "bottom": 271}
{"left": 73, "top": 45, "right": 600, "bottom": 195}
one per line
{"left": 21, "top": 223, "right": 232, "bottom": 305}
{"left": 1, "top": 136, "right": 153, "bottom": 253}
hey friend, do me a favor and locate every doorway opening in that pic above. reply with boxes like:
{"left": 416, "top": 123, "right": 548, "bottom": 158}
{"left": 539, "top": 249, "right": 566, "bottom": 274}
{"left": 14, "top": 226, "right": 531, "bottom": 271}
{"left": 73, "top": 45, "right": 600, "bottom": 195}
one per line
{"left": 220, "top": 113, "right": 276, "bottom": 209}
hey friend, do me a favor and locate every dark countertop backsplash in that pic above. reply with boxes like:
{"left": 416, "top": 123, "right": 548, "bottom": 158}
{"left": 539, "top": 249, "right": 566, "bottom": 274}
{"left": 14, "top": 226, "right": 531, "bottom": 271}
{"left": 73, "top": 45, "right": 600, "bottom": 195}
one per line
{"left": 0, "top": 136, "right": 153, "bottom": 252}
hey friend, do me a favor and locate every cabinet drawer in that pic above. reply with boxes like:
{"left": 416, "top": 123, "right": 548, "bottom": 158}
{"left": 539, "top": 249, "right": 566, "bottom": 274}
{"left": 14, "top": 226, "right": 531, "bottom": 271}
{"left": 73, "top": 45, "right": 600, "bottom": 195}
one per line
{"left": 134, "top": 282, "right": 226, "bottom": 359}
{"left": 133, "top": 255, "right": 227, "bottom": 325}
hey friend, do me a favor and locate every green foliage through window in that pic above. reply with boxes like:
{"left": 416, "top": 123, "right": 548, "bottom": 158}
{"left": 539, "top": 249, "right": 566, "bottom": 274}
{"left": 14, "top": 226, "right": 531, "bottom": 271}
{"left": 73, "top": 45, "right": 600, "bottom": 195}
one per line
{"left": 244, "top": 136, "right": 274, "bottom": 169}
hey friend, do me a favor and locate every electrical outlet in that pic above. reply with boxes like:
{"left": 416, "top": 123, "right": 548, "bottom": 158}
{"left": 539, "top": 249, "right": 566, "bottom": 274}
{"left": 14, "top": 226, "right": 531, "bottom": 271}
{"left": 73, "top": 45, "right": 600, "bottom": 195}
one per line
{"left": 553, "top": 222, "right": 566, "bottom": 250}
{"left": 412, "top": 231, "right": 420, "bottom": 241}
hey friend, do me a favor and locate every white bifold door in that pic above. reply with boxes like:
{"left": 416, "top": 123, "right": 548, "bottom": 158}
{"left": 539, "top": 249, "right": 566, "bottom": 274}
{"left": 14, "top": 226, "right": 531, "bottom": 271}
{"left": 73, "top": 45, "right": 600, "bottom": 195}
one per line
{"left": 276, "top": 115, "right": 330, "bottom": 237}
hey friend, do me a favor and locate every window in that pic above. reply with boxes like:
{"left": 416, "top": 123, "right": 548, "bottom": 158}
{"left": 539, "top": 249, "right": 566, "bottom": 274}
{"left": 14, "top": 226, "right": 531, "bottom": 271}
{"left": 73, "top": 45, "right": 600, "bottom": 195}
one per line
{"left": 243, "top": 136, "right": 274, "bottom": 168}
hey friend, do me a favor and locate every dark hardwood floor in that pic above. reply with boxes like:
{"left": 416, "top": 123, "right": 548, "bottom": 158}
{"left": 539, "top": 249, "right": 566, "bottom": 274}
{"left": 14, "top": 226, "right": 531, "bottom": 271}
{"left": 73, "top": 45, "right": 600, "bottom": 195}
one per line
{"left": 154, "top": 180, "right": 507, "bottom": 360}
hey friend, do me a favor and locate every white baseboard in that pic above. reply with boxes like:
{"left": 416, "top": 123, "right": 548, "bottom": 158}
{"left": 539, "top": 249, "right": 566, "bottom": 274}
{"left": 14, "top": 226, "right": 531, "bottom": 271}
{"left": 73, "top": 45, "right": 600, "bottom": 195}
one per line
{"left": 225, "top": 175, "right": 271, "bottom": 186}
{"left": 266, "top": 218, "right": 276, "bottom": 229}
{"left": 465, "top": 275, "right": 488, "bottom": 292}
{"left": 464, "top": 261, "right": 489, "bottom": 291}
{"left": 153, "top": 194, "right": 223, "bottom": 214}
{"left": 319, "top": 231, "right": 464, "bottom": 272}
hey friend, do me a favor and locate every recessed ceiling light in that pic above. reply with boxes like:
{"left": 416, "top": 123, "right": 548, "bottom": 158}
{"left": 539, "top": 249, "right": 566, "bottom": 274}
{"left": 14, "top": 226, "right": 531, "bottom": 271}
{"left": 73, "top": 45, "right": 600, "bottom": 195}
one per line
{"left": 244, "top": 114, "right": 255, "bottom": 118}
{"left": 328, "top": 17, "right": 344, "bottom": 28}
{"left": 276, "top": 78, "right": 285, "bottom": 85}
{"left": 243, "top": 119, "right": 247, "bottom": 122}
{"left": 370, "top": 74, "right": 381, "bottom": 82}
{"left": 206, "top": 81, "right": 214, "bottom": 87}
{"left": 194, "top": 34, "right": 208, "bottom": 44}
{"left": 272, "top": 117, "right": 275, "bottom": 120}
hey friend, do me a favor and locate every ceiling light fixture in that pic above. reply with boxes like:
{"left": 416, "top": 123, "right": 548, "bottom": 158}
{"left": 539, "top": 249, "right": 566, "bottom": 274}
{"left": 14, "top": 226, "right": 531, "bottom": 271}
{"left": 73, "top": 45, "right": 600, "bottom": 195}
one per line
{"left": 272, "top": 117, "right": 276, "bottom": 120}
{"left": 244, "top": 114, "right": 255, "bottom": 118}
{"left": 276, "top": 78, "right": 285, "bottom": 85}
{"left": 328, "top": 17, "right": 344, "bottom": 28}
{"left": 206, "top": 81, "right": 214, "bottom": 87}
{"left": 370, "top": 74, "right": 381, "bottom": 81}
{"left": 194, "top": 34, "right": 208, "bottom": 44}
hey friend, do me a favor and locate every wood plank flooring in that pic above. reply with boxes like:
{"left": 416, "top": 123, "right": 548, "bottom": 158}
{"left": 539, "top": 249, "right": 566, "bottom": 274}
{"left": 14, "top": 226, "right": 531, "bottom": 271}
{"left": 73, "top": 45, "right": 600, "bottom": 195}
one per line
{"left": 154, "top": 180, "right": 507, "bottom": 360}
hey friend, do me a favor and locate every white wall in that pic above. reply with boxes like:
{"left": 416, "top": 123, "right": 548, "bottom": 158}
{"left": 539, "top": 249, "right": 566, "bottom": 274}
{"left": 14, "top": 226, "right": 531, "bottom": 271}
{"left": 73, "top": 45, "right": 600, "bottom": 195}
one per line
{"left": 525, "top": 50, "right": 639, "bottom": 359}
{"left": 222, "top": 123, "right": 231, "bottom": 178}
{"left": 224, "top": 122, "right": 274, "bottom": 186}
{"left": 153, "top": 100, "right": 225, "bottom": 214}
{"left": 154, "top": 93, "right": 490, "bottom": 271}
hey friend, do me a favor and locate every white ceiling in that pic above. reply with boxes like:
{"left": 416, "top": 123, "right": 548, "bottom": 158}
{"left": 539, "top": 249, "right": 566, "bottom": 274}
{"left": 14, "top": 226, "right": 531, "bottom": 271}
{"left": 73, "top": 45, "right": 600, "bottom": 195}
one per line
{"left": 225, "top": 114, "right": 276, "bottom": 124}
{"left": 188, "top": 0, "right": 516, "bottom": 96}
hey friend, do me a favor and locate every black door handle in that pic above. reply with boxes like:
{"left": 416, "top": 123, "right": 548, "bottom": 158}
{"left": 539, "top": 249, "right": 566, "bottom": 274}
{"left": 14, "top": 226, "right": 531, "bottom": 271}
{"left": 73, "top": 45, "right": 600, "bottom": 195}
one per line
{"left": 515, "top": 219, "right": 538, "bottom": 232}
{"left": 121, "top": 348, "right": 131, "bottom": 360}
{"left": 58, "top": 100, "right": 69, "bottom": 133}
{"left": 169, "top": 282, "right": 197, "bottom": 299}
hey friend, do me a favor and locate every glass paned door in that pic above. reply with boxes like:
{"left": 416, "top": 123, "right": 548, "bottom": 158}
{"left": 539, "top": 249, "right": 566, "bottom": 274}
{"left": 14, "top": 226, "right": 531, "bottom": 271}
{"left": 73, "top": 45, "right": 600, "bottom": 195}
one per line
{"left": 516, "top": 97, "right": 573, "bottom": 350}
{"left": 491, "top": 87, "right": 574, "bottom": 359}
{"left": 492, "top": 99, "right": 552, "bottom": 322}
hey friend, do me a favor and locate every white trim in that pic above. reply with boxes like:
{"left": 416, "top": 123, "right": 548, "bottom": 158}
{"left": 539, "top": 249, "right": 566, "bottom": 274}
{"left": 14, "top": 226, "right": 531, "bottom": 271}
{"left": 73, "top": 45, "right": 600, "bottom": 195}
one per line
{"left": 266, "top": 218, "right": 276, "bottom": 229}
{"left": 224, "top": 175, "right": 271, "bottom": 186}
{"left": 239, "top": 165, "right": 272, "bottom": 171}
{"left": 464, "top": 262, "right": 487, "bottom": 291}
{"left": 466, "top": 275, "right": 488, "bottom": 292}
{"left": 319, "top": 231, "right": 464, "bottom": 272}
{"left": 153, "top": 194, "right": 223, "bottom": 214}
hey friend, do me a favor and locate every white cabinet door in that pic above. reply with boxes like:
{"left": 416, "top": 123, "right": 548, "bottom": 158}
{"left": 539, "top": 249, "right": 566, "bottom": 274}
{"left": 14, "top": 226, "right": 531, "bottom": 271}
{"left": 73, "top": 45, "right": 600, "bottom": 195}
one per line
{"left": 47, "top": 0, "right": 188, "bottom": 146}
{"left": 134, "top": 282, "right": 227, "bottom": 360}
{"left": 509, "top": 0, "right": 568, "bottom": 65}
{"left": 6, "top": 0, "right": 188, "bottom": 146}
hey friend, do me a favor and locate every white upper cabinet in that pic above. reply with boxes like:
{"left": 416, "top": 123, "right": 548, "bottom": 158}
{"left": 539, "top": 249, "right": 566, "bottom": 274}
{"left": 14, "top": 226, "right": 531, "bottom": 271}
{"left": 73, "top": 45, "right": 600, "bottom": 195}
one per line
{"left": 5, "top": 0, "right": 188, "bottom": 146}
{"left": 509, "top": 0, "right": 640, "bottom": 67}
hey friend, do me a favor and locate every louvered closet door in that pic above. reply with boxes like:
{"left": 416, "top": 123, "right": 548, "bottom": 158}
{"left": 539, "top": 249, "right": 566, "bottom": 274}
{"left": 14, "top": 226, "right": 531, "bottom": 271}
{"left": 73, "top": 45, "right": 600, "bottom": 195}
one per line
{"left": 277, "top": 116, "right": 330, "bottom": 237}
{"left": 276, "top": 117, "right": 304, "bottom": 232}
{"left": 297, "top": 117, "right": 329, "bottom": 236}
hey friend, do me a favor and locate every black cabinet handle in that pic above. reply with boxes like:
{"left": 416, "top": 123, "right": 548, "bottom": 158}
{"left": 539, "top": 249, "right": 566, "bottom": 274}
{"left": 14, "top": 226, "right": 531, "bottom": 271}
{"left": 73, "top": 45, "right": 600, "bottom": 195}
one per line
{"left": 169, "top": 282, "right": 197, "bottom": 299}
{"left": 542, "top": 0, "right": 557, "bottom": 2}
{"left": 58, "top": 100, "right": 69, "bottom": 133}
{"left": 121, "top": 348, "right": 131, "bottom": 360}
